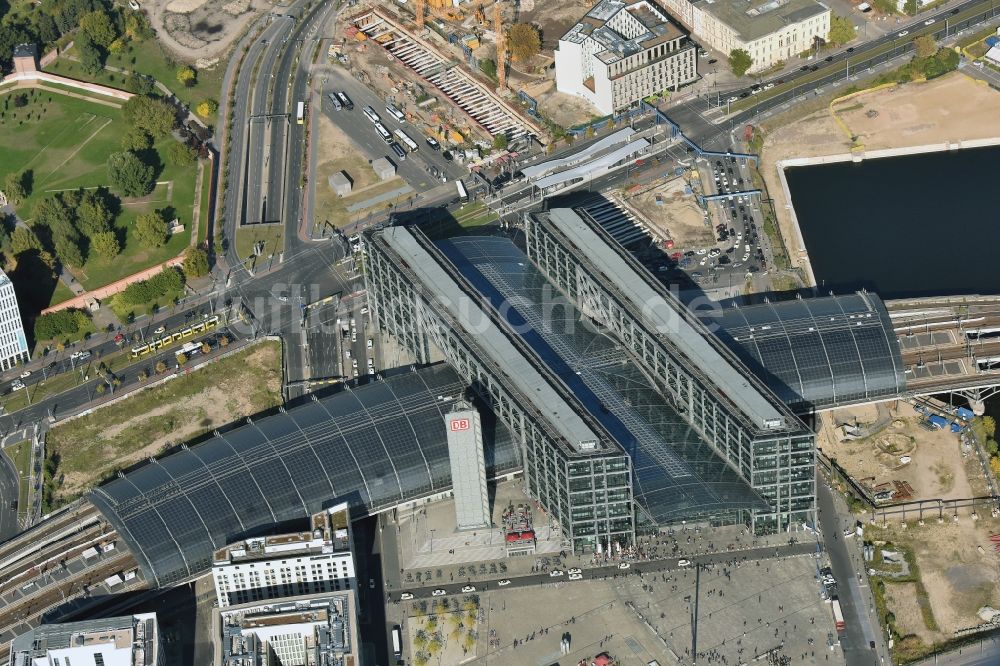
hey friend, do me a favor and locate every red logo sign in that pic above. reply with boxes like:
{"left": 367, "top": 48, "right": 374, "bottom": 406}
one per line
{"left": 450, "top": 419, "right": 470, "bottom": 431}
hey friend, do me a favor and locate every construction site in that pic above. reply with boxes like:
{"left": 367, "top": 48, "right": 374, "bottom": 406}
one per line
{"left": 329, "top": 0, "right": 609, "bottom": 156}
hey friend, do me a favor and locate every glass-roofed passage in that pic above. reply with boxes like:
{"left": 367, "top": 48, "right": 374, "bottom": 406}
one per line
{"left": 89, "top": 364, "right": 521, "bottom": 588}
{"left": 700, "top": 292, "right": 905, "bottom": 411}
{"left": 436, "top": 236, "right": 770, "bottom": 526}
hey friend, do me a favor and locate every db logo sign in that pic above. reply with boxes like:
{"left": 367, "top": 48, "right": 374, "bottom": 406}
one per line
{"left": 450, "top": 419, "right": 470, "bottom": 431}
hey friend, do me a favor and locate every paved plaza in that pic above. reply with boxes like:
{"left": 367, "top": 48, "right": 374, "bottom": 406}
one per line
{"left": 461, "top": 554, "right": 845, "bottom": 665}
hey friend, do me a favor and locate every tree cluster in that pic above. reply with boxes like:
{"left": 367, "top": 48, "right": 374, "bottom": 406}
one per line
{"left": 134, "top": 211, "right": 168, "bottom": 247}
{"left": 182, "top": 247, "right": 209, "bottom": 278}
{"left": 508, "top": 23, "right": 540, "bottom": 62}
{"left": 107, "top": 150, "right": 155, "bottom": 198}
{"left": 118, "top": 266, "right": 184, "bottom": 306}
{"left": 896, "top": 40, "right": 959, "bottom": 81}
{"left": 3, "top": 169, "right": 31, "bottom": 204}
{"left": 34, "top": 308, "right": 91, "bottom": 341}
{"left": 29, "top": 187, "right": 120, "bottom": 266}
{"left": 827, "top": 14, "right": 856, "bottom": 46}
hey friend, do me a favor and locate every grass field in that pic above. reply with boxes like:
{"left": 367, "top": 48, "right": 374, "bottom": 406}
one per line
{"left": 421, "top": 202, "right": 499, "bottom": 240}
{"left": 197, "top": 160, "right": 213, "bottom": 246}
{"left": 4, "top": 440, "right": 32, "bottom": 521}
{"left": 0, "top": 89, "right": 196, "bottom": 303}
{"left": 235, "top": 225, "right": 285, "bottom": 261}
{"left": 44, "top": 39, "right": 224, "bottom": 121}
{"left": 42, "top": 340, "right": 283, "bottom": 509}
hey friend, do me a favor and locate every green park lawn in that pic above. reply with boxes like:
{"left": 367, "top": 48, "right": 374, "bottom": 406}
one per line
{"left": 0, "top": 89, "right": 196, "bottom": 303}
{"left": 44, "top": 39, "right": 224, "bottom": 121}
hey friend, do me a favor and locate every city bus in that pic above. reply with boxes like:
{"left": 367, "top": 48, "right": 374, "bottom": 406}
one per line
{"left": 456, "top": 179, "right": 468, "bottom": 203}
{"left": 391, "top": 626, "right": 402, "bottom": 659}
{"left": 393, "top": 129, "right": 418, "bottom": 152}
{"left": 385, "top": 104, "right": 406, "bottom": 123}
{"left": 374, "top": 122, "right": 393, "bottom": 144}
{"left": 336, "top": 91, "right": 354, "bottom": 110}
{"left": 363, "top": 106, "right": 381, "bottom": 124}
{"left": 295, "top": 101, "right": 305, "bottom": 125}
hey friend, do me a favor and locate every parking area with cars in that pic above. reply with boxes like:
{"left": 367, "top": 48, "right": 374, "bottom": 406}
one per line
{"left": 668, "top": 156, "right": 767, "bottom": 291}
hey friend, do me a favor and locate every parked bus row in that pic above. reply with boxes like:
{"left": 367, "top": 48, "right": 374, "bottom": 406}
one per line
{"left": 130, "top": 315, "right": 220, "bottom": 359}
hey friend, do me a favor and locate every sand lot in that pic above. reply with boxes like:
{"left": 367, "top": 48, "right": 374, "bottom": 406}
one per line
{"left": 759, "top": 73, "right": 1000, "bottom": 280}
{"left": 631, "top": 176, "right": 711, "bottom": 249}
{"left": 146, "top": 0, "right": 272, "bottom": 61}
{"left": 818, "top": 403, "right": 982, "bottom": 503}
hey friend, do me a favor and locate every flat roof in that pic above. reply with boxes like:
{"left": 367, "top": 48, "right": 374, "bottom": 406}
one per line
{"left": 522, "top": 128, "right": 637, "bottom": 180}
{"left": 542, "top": 208, "right": 802, "bottom": 432}
{"left": 380, "top": 227, "right": 613, "bottom": 456}
{"left": 533, "top": 139, "right": 649, "bottom": 190}
{"left": 693, "top": 0, "right": 828, "bottom": 42}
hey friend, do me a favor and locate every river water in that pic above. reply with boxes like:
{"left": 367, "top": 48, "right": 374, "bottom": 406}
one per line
{"left": 783, "top": 145, "right": 1000, "bottom": 299}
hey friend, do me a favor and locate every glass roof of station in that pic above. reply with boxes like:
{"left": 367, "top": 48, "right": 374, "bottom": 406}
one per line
{"left": 436, "top": 236, "right": 770, "bottom": 525}
{"left": 89, "top": 365, "right": 520, "bottom": 588}
{"left": 701, "top": 293, "right": 905, "bottom": 411}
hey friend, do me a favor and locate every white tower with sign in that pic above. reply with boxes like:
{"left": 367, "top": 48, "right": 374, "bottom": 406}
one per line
{"left": 445, "top": 400, "right": 491, "bottom": 530}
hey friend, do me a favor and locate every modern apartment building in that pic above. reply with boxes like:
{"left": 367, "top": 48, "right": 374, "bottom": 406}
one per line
{"left": 555, "top": 0, "right": 698, "bottom": 115}
{"left": 9, "top": 613, "right": 162, "bottom": 666}
{"left": 211, "top": 503, "right": 357, "bottom": 608}
{"left": 660, "top": 0, "right": 830, "bottom": 73}
{"left": 0, "top": 269, "right": 29, "bottom": 371}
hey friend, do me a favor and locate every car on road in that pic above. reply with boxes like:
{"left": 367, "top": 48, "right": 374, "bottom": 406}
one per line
{"left": 924, "top": 18, "right": 935, "bottom": 24}
{"left": 19, "top": 370, "right": 31, "bottom": 378}
{"left": 549, "top": 570, "right": 564, "bottom": 577}
{"left": 369, "top": 578, "right": 375, "bottom": 589}
{"left": 425, "top": 136, "right": 441, "bottom": 150}
{"left": 568, "top": 568, "right": 582, "bottom": 575}
{"left": 809, "top": 65, "right": 819, "bottom": 71}
{"left": 432, "top": 589, "right": 447, "bottom": 596}
{"left": 442, "top": 150, "right": 454, "bottom": 161}
{"left": 498, "top": 579, "right": 511, "bottom": 586}
{"left": 763, "top": 82, "right": 774, "bottom": 90}
{"left": 461, "top": 585, "right": 476, "bottom": 593}
{"left": 846, "top": 47, "right": 855, "bottom": 53}
{"left": 708, "top": 58, "right": 717, "bottom": 64}
{"left": 154, "top": 326, "right": 166, "bottom": 335}
{"left": 400, "top": 593, "right": 414, "bottom": 600}
{"left": 70, "top": 351, "right": 91, "bottom": 361}
{"left": 677, "top": 559, "right": 692, "bottom": 567}
{"left": 824, "top": 55, "right": 834, "bottom": 62}
{"left": 618, "top": 562, "right": 630, "bottom": 570}
{"left": 345, "top": 349, "right": 351, "bottom": 358}
{"left": 708, "top": 248, "right": 721, "bottom": 257}
{"left": 11, "top": 381, "right": 25, "bottom": 392}
{"left": 568, "top": 573, "right": 583, "bottom": 581}
{"left": 898, "top": 30, "right": 909, "bottom": 37}
{"left": 695, "top": 248, "right": 708, "bottom": 255}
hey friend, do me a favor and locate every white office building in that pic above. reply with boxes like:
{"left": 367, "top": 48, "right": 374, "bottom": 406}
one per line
{"left": 555, "top": 0, "right": 698, "bottom": 115}
{"left": 211, "top": 503, "right": 357, "bottom": 608}
{"left": 0, "top": 269, "right": 29, "bottom": 371}
{"left": 659, "top": 0, "right": 831, "bottom": 74}
{"left": 8, "top": 612, "right": 162, "bottom": 666}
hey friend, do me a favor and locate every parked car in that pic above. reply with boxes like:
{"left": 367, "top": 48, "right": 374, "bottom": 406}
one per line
{"left": 549, "top": 570, "right": 565, "bottom": 577}
{"left": 568, "top": 573, "right": 583, "bottom": 581}
{"left": 677, "top": 559, "right": 692, "bottom": 567}
{"left": 19, "top": 370, "right": 30, "bottom": 379}
{"left": 400, "top": 593, "right": 414, "bottom": 600}
{"left": 461, "top": 585, "right": 476, "bottom": 593}
{"left": 618, "top": 562, "right": 630, "bottom": 569}
{"left": 498, "top": 579, "right": 511, "bottom": 586}
{"left": 432, "top": 589, "right": 447, "bottom": 596}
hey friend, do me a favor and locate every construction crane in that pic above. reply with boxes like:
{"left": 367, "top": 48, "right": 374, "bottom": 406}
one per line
{"left": 494, "top": 1, "right": 507, "bottom": 90}
{"left": 415, "top": 0, "right": 425, "bottom": 30}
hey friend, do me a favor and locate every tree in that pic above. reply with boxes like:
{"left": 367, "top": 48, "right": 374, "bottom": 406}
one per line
{"left": 4, "top": 171, "right": 25, "bottom": 203}
{"left": 827, "top": 14, "right": 856, "bottom": 46}
{"left": 124, "top": 11, "right": 154, "bottom": 41}
{"left": 201, "top": 341, "right": 211, "bottom": 355}
{"left": 76, "top": 32, "right": 103, "bottom": 76}
{"left": 107, "top": 151, "right": 155, "bottom": 197}
{"left": 134, "top": 211, "right": 168, "bottom": 248}
{"left": 991, "top": 456, "right": 1000, "bottom": 480}
{"left": 167, "top": 140, "right": 196, "bottom": 166}
{"left": 196, "top": 98, "right": 218, "bottom": 119}
{"left": 77, "top": 190, "right": 114, "bottom": 236}
{"left": 508, "top": 23, "right": 540, "bottom": 62}
{"left": 125, "top": 72, "right": 155, "bottom": 96}
{"left": 121, "top": 126, "right": 153, "bottom": 151}
{"left": 53, "top": 232, "right": 84, "bottom": 267}
{"left": 155, "top": 360, "right": 167, "bottom": 373}
{"left": 122, "top": 95, "right": 176, "bottom": 137}
{"left": 913, "top": 35, "right": 937, "bottom": 59}
{"left": 137, "top": 370, "right": 148, "bottom": 381}
{"left": 493, "top": 134, "right": 508, "bottom": 151}
{"left": 176, "top": 65, "right": 196, "bottom": 87}
{"left": 79, "top": 10, "right": 117, "bottom": 48}
{"left": 176, "top": 352, "right": 187, "bottom": 365}
{"left": 728, "top": 49, "right": 753, "bottom": 77}
{"left": 479, "top": 58, "right": 497, "bottom": 80}
{"left": 10, "top": 227, "right": 41, "bottom": 255}
{"left": 91, "top": 230, "right": 120, "bottom": 260}
{"left": 182, "top": 247, "right": 209, "bottom": 277}
{"left": 983, "top": 416, "right": 997, "bottom": 438}
{"left": 96, "top": 382, "right": 106, "bottom": 395}
{"left": 219, "top": 335, "right": 229, "bottom": 347}
{"left": 986, "top": 438, "right": 999, "bottom": 456}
